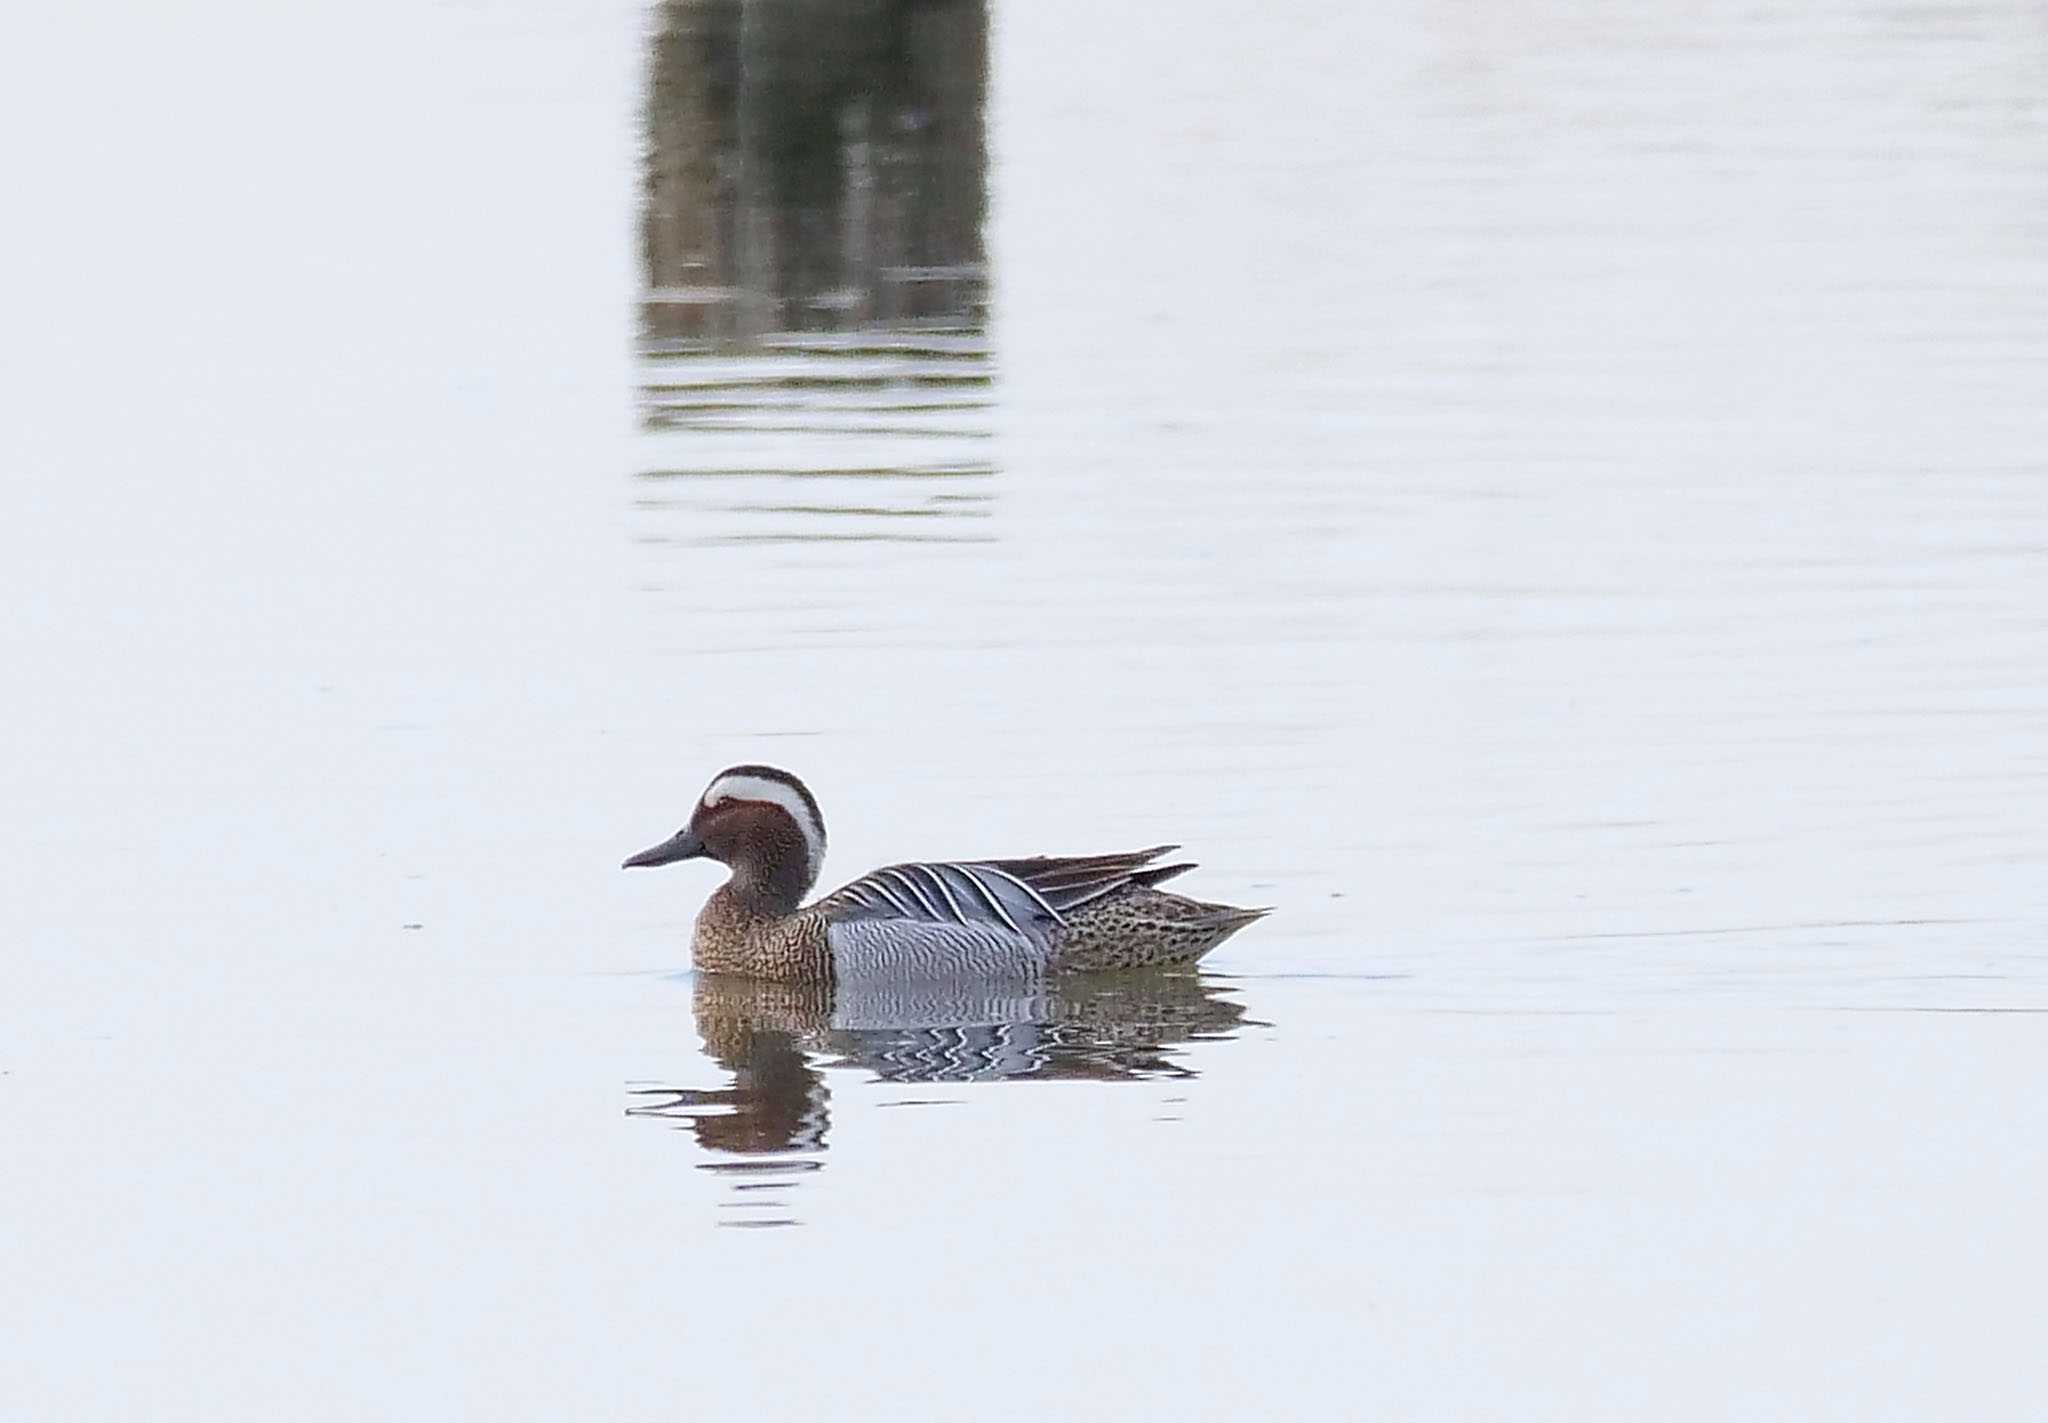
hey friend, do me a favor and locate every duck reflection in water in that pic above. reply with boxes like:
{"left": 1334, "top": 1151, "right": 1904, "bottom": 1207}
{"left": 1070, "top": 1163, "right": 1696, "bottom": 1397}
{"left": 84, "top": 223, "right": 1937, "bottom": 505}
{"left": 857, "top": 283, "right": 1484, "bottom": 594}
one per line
{"left": 628, "top": 970, "right": 1251, "bottom": 1226}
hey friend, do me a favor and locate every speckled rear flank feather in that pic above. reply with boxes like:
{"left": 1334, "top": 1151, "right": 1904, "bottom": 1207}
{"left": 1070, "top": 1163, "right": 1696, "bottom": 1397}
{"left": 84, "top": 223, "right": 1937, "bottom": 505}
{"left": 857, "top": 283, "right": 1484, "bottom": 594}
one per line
{"left": 1051, "top": 888, "right": 1271, "bottom": 972}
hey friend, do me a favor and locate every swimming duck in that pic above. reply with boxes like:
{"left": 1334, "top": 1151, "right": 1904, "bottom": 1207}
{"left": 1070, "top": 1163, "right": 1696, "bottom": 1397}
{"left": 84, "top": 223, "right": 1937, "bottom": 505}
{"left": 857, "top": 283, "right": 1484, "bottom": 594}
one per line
{"left": 623, "top": 764, "right": 1268, "bottom": 981}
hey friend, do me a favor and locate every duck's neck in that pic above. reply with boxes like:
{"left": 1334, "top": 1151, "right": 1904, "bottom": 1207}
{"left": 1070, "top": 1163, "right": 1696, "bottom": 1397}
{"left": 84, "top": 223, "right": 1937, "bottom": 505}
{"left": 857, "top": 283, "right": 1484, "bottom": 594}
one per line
{"left": 721, "top": 857, "right": 812, "bottom": 917}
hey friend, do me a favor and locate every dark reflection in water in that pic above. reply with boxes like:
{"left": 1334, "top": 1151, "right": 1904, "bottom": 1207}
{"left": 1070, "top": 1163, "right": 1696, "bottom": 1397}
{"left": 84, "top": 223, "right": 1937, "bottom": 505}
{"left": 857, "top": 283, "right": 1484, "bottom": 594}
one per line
{"left": 628, "top": 972, "right": 1251, "bottom": 1228}
{"left": 642, "top": 0, "right": 987, "bottom": 339}
{"left": 635, "top": 0, "right": 994, "bottom": 548}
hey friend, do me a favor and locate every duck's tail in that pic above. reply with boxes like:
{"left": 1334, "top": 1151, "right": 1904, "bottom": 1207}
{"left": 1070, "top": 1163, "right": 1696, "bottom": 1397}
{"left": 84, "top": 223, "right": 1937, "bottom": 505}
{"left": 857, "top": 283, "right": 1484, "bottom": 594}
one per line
{"left": 1054, "top": 886, "right": 1271, "bottom": 972}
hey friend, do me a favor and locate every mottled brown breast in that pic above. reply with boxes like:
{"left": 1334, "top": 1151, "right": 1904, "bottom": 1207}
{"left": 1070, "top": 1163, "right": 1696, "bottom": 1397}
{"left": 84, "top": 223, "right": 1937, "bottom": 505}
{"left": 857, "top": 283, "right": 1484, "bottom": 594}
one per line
{"left": 692, "top": 885, "right": 835, "bottom": 981}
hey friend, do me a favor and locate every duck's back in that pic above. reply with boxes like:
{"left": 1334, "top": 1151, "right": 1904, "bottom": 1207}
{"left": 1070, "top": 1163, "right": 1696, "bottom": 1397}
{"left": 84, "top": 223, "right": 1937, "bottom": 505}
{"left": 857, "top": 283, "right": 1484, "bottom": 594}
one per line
{"left": 812, "top": 847, "right": 1265, "bottom": 980}
{"left": 815, "top": 860, "right": 1062, "bottom": 979}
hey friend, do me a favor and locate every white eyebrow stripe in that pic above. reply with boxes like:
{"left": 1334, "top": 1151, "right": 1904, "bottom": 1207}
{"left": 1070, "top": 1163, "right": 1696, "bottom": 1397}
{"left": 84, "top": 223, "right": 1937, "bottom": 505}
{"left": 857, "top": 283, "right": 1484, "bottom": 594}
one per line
{"left": 700, "top": 772, "right": 826, "bottom": 872}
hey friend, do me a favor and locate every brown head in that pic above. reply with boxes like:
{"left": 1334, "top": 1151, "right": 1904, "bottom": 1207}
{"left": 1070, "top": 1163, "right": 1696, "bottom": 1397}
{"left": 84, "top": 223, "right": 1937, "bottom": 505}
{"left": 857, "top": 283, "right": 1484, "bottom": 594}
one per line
{"left": 621, "top": 765, "right": 828, "bottom": 912}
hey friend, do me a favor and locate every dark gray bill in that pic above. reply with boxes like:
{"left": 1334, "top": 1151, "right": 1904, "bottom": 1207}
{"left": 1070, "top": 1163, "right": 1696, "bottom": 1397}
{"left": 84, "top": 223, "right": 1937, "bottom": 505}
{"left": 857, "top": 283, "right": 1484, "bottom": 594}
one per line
{"left": 622, "top": 827, "right": 705, "bottom": 869}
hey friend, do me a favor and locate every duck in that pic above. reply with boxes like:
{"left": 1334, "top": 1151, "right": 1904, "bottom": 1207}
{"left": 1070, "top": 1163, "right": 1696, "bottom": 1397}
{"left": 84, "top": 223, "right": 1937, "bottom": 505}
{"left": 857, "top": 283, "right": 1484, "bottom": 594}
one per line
{"left": 622, "top": 764, "right": 1268, "bottom": 981}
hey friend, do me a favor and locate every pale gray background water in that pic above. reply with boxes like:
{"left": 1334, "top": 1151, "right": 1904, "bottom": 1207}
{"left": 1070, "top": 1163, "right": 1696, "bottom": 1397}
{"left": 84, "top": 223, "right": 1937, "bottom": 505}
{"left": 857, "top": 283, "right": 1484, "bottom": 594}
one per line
{"left": 5, "top": 1, "right": 2046, "bottom": 1417}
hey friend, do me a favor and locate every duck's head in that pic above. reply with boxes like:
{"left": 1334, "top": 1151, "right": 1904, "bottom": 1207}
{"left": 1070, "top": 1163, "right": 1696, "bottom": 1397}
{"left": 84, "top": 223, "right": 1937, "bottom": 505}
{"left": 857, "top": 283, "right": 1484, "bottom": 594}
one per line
{"left": 623, "top": 764, "right": 828, "bottom": 908}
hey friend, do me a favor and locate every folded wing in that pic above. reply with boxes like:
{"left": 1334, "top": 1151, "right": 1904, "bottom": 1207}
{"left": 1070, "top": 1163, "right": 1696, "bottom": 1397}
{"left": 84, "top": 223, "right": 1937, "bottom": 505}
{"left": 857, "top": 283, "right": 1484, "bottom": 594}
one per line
{"left": 817, "top": 847, "right": 1191, "bottom": 978}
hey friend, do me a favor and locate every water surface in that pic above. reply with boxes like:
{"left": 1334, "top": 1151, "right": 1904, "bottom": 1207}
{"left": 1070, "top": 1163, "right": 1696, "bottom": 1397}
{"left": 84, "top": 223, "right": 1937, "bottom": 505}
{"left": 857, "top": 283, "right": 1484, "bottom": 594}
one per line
{"left": 3, "top": 0, "right": 2046, "bottom": 1417}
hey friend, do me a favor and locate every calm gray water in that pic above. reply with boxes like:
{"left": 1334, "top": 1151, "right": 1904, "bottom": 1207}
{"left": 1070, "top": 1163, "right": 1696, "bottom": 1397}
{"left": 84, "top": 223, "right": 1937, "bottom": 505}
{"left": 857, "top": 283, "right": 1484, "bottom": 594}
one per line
{"left": 5, "top": 1, "right": 2046, "bottom": 1416}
